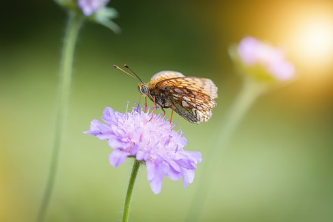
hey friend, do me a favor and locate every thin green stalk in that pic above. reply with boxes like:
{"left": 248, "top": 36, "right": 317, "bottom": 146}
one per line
{"left": 36, "top": 11, "right": 83, "bottom": 222}
{"left": 123, "top": 160, "right": 141, "bottom": 222}
{"left": 215, "top": 78, "right": 266, "bottom": 150}
{"left": 185, "top": 78, "right": 266, "bottom": 222}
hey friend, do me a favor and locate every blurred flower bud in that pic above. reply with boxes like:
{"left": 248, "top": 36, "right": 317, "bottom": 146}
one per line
{"left": 229, "top": 37, "right": 295, "bottom": 84}
{"left": 54, "top": 0, "right": 120, "bottom": 33}
{"left": 77, "top": 0, "right": 109, "bottom": 16}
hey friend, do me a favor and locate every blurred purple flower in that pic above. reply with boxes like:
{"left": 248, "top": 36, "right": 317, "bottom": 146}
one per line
{"left": 77, "top": 0, "right": 109, "bottom": 16}
{"left": 85, "top": 104, "right": 202, "bottom": 194}
{"left": 237, "top": 37, "right": 295, "bottom": 81}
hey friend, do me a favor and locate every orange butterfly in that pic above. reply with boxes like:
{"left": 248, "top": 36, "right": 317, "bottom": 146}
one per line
{"left": 114, "top": 65, "right": 218, "bottom": 124}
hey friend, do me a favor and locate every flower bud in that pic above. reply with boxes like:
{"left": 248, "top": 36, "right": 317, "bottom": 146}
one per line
{"left": 229, "top": 37, "right": 295, "bottom": 84}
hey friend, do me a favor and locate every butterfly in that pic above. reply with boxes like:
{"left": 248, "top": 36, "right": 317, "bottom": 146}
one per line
{"left": 113, "top": 65, "right": 218, "bottom": 124}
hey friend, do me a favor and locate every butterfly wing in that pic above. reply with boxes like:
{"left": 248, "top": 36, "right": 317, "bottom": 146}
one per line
{"left": 157, "top": 77, "right": 218, "bottom": 98}
{"left": 150, "top": 71, "right": 185, "bottom": 82}
{"left": 155, "top": 77, "right": 218, "bottom": 124}
{"left": 169, "top": 91, "right": 216, "bottom": 124}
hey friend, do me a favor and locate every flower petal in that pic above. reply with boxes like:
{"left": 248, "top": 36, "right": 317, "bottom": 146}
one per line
{"left": 109, "top": 150, "right": 129, "bottom": 167}
{"left": 107, "top": 136, "right": 127, "bottom": 149}
{"left": 165, "top": 163, "right": 182, "bottom": 181}
{"left": 184, "top": 151, "right": 202, "bottom": 163}
{"left": 147, "top": 160, "right": 164, "bottom": 194}
{"left": 102, "top": 107, "right": 117, "bottom": 124}
{"left": 182, "top": 169, "right": 195, "bottom": 188}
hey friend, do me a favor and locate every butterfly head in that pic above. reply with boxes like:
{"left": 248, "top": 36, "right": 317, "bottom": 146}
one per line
{"left": 138, "top": 83, "right": 149, "bottom": 96}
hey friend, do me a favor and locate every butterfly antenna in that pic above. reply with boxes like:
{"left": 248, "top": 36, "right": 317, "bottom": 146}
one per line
{"left": 124, "top": 64, "right": 144, "bottom": 83}
{"left": 113, "top": 65, "right": 139, "bottom": 80}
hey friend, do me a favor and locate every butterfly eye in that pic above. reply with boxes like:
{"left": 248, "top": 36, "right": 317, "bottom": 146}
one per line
{"left": 143, "top": 85, "right": 149, "bottom": 94}
{"left": 138, "top": 84, "right": 149, "bottom": 95}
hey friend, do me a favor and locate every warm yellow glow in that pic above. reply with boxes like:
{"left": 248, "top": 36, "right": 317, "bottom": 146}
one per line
{"left": 295, "top": 18, "right": 333, "bottom": 62}
{"left": 284, "top": 6, "right": 333, "bottom": 71}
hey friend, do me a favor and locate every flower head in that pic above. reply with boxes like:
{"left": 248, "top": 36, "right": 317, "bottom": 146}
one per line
{"left": 85, "top": 104, "right": 202, "bottom": 194}
{"left": 230, "top": 36, "right": 295, "bottom": 83}
{"left": 77, "top": 0, "right": 109, "bottom": 16}
{"left": 55, "top": 0, "right": 120, "bottom": 33}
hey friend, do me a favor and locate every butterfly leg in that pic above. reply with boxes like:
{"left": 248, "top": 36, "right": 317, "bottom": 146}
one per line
{"left": 161, "top": 107, "right": 166, "bottom": 117}
{"left": 144, "top": 96, "right": 148, "bottom": 112}
{"left": 169, "top": 109, "right": 174, "bottom": 123}
{"left": 138, "top": 94, "right": 142, "bottom": 106}
{"left": 148, "top": 96, "right": 156, "bottom": 122}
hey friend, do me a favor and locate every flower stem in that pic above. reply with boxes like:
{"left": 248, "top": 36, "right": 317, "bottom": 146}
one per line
{"left": 216, "top": 78, "right": 266, "bottom": 149}
{"left": 36, "top": 11, "right": 83, "bottom": 222}
{"left": 123, "top": 160, "right": 141, "bottom": 222}
{"left": 185, "top": 78, "right": 266, "bottom": 222}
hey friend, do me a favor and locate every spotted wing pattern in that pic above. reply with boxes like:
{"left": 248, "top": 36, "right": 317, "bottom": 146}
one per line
{"left": 155, "top": 77, "right": 218, "bottom": 124}
{"left": 158, "top": 77, "right": 218, "bottom": 99}
{"left": 150, "top": 71, "right": 185, "bottom": 82}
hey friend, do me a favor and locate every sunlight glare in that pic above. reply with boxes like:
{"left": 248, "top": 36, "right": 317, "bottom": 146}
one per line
{"left": 287, "top": 11, "right": 333, "bottom": 70}
{"left": 297, "top": 19, "right": 333, "bottom": 60}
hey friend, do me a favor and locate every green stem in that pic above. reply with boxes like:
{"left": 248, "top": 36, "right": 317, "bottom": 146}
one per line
{"left": 215, "top": 78, "right": 266, "bottom": 151}
{"left": 185, "top": 78, "right": 266, "bottom": 222}
{"left": 36, "top": 12, "right": 83, "bottom": 222}
{"left": 123, "top": 160, "right": 141, "bottom": 222}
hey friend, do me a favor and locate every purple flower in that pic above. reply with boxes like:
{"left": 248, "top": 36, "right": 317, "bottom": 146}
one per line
{"left": 77, "top": 0, "right": 110, "bottom": 16}
{"left": 237, "top": 37, "right": 295, "bottom": 81}
{"left": 85, "top": 104, "right": 202, "bottom": 194}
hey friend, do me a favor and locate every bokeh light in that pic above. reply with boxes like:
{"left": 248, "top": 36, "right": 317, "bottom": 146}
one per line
{"left": 285, "top": 5, "right": 333, "bottom": 72}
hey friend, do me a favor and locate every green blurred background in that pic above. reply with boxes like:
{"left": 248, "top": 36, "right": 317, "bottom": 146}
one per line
{"left": 1, "top": 0, "right": 333, "bottom": 221}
